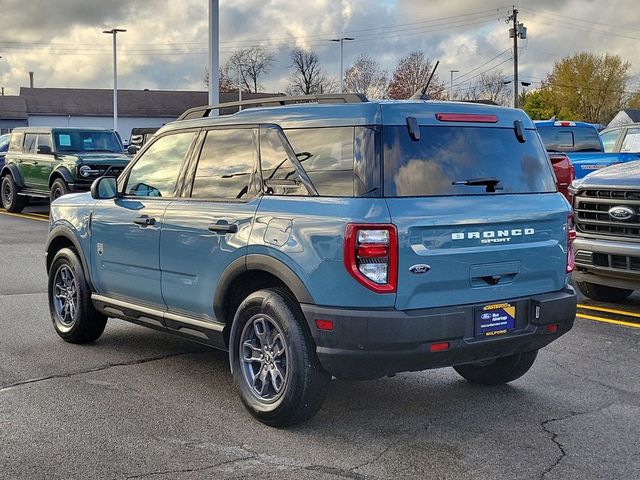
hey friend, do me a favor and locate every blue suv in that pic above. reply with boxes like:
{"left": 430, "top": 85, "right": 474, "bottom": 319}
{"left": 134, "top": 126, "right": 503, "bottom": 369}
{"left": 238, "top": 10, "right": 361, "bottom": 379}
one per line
{"left": 45, "top": 94, "right": 577, "bottom": 426}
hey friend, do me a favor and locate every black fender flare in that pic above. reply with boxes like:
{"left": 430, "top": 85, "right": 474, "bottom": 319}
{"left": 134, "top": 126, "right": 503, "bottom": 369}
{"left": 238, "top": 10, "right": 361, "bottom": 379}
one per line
{"left": 1, "top": 164, "right": 25, "bottom": 188}
{"left": 213, "top": 254, "right": 314, "bottom": 322}
{"left": 49, "top": 167, "right": 74, "bottom": 188}
{"left": 45, "top": 225, "right": 95, "bottom": 291}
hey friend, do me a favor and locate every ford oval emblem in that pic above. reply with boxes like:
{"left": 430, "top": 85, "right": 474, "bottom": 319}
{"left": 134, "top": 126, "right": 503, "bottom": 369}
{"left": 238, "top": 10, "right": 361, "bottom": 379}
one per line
{"left": 608, "top": 206, "right": 635, "bottom": 221}
{"left": 481, "top": 313, "right": 493, "bottom": 321}
{"left": 409, "top": 264, "right": 431, "bottom": 275}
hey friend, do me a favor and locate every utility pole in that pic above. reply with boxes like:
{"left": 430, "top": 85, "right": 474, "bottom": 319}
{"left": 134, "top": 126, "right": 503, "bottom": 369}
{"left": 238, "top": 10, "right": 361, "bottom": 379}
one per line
{"left": 331, "top": 37, "right": 354, "bottom": 93}
{"left": 208, "top": 0, "right": 220, "bottom": 112}
{"left": 449, "top": 70, "right": 459, "bottom": 100}
{"left": 507, "top": 6, "right": 526, "bottom": 108}
{"left": 102, "top": 28, "right": 126, "bottom": 134}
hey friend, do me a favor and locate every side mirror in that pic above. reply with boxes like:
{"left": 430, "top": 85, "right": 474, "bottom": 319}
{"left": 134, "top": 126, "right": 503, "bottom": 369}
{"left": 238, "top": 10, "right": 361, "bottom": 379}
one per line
{"left": 37, "top": 145, "right": 52, "bottom": 154}
{"left": 127, "top": 145, "right": 139, "bottom": 155}
{"left": 91, "top": 176, "right": 119, "bottom": 200}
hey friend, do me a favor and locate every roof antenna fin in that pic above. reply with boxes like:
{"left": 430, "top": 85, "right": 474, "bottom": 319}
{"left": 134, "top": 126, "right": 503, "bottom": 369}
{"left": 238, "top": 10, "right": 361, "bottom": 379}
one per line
{"left": 410, "top": 60, "right": 439, "bottom": 100}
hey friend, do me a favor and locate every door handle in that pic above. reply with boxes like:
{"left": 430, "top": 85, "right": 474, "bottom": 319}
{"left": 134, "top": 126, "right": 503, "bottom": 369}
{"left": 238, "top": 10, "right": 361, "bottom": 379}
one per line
{"left": 208, "top": 221, "right": 238, "bottom": 234}
{"left": 133, "top": 215, "right": 156, "bottom": 227}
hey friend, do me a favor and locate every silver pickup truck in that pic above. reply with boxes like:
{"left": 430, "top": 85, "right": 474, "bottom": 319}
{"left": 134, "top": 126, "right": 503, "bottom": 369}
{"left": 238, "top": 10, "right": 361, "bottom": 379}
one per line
{"left": 571, "top": 161, "right": 640, "bottom": 301}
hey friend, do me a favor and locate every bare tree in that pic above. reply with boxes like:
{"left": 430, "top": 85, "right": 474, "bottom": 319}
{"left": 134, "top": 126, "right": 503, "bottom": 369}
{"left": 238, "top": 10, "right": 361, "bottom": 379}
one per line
{"left": 228, "top": 46, "right": 276, "bottom": 93}
{"left": 344, "top": 54, "right": 389, "bottom": 99}
{"left": 388, "top": 52, "right": 444, "bottom": 100}
{"left": 286, "top": 48, "right": 336, "bottom": 95}
{"left": 203, "top": 67, "right": 236, "bottom": 93}
{"left": 460, "top": 70, "right": 510, "bottom": 106}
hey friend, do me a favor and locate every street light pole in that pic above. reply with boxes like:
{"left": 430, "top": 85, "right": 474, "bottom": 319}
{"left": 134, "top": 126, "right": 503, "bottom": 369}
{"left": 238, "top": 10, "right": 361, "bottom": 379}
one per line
{"left": 237, "top": 63, "right": 248, "bottom": 110}
{"left": 103, "top": 28, "right": 126, "bottom": 134}
{"left": 208, "top": 0, "right": 220, "bottom": 112}
{"left": 449, "top": 70, "right": 459, "bottom": 100}
{"left": 331, "top": 37, "right": 354, "bottom": 93}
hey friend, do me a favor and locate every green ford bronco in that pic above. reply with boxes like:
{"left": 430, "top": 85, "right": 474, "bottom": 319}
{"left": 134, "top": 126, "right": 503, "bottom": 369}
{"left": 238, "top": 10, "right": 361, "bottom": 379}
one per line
{"left": 1, "top": 127, "right": 131, "bottom": 212}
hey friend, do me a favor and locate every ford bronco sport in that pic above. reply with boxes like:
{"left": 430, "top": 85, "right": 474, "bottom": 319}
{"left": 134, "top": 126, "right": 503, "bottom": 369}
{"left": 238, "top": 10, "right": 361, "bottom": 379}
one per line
{"left": 1, "top": 127, "right": 130, "bottom": 212}
{"left": 45, "top": 94, "right": 577, "bottom": 426}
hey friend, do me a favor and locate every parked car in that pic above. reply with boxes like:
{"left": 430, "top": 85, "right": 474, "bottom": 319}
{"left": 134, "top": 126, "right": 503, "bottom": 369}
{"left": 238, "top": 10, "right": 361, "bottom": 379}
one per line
{"left": 45, "top": 95, "right": 576, "bottom": 426}
{"left": 571, "top": 160, "right": 640, "bottom": 301}
{"left": 1, "top": 127, "right": 131, "bottom": 212}
{"left": 599, "top": 123, "right": 640, "bottom": 154}
{"left": 0, "top": 133, "right": 10, "bottom": 170}
{"left": 535, "top": 120, "right": 640, "bottom": 178}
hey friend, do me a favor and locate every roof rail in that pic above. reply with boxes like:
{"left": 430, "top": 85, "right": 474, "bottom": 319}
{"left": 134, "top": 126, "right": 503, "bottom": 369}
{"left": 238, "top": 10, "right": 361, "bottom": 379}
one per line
{"left": 177, "top": 93, "right": 369, "bottom": 121}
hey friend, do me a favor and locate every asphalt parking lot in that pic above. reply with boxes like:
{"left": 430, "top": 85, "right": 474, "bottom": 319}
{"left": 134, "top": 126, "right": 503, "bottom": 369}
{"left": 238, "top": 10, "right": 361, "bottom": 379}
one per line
{"left": 1, "top": 206, "right": 639, "bottom": 480}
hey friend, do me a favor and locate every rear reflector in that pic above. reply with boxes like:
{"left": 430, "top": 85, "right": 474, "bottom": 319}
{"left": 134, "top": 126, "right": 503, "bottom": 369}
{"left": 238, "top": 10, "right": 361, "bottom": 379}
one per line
{"left": 315, "top": 319, "right": 334, "bottom": 331}
{"left": 429, "top": 342, "right": 450, "bottom": 353}
{"left": 566, "top": 214, "right": 576, "bottom": 273}
{"left": 436, "top": 113, "right": 498, "bottom": 123}
{"left": 545, "top": 324, "right": 559, "bottom": 333}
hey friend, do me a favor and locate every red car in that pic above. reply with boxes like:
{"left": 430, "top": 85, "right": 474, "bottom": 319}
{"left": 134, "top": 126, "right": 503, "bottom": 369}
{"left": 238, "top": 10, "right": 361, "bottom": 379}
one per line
{"left": 549, "top": 152, "right": 574, "bottom": 203}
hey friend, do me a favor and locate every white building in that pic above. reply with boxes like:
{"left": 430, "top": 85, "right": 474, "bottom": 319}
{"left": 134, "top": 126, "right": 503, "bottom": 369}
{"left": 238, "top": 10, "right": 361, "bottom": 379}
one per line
{"left": 0, "top": 88, "right": 279, "bottom": 141}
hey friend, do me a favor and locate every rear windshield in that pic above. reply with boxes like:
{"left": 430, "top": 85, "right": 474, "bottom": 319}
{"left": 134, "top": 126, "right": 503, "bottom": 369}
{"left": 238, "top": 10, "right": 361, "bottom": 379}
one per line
{"left": 537, "top": 126, "right": 602, "bottom": 152}
{"left": 383, "top": 126, "right": 556, "bottom": 197}
{"left": 53, "top": 130, "right": 123, "bottom": 153}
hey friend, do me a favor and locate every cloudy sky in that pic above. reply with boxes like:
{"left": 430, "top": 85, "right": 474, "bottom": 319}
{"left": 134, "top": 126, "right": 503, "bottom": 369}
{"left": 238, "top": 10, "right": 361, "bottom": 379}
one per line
{"left": 0, "top": 0, "right": 638, "bottom": 97}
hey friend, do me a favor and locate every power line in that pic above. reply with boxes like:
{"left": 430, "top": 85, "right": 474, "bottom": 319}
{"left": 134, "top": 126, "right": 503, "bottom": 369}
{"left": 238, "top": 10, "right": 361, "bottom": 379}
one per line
{"left": 517, "top": 5, "right": 640, "bottom": 33}
{"left": 454, "top": 48, "right": 511, "bottom": 82}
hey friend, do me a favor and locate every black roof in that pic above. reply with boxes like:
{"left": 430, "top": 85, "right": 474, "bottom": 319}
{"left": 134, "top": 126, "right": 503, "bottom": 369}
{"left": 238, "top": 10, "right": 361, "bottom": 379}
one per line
{"left": 623, "top": 109, "right": 640, "bottom": 123}
{"left": 0, "top": 96, "right": 28, "bottom": 120}
{"left": 18, "top": 88, "right": 281, "bottom": 118}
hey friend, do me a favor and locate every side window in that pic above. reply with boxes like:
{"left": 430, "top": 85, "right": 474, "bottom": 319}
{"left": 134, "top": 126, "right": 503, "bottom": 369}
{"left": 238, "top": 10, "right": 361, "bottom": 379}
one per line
{"left": 23, "top": 133, "right": 38, "bottom": 154}
{"left": 191, "top": 128, "right": 257, "bottom": 200}
{"left": 8, "top": 132, "right": 24, "bottom": 152}
{"left": 284, "top": 127, "right": 355, "bottom": 196}
{"left": 125, "top": 131, "right": 195, "bottom": 197}
{"left": 260, "top": 127, "right": 306, "bottom": 196}
{"left": 37, "top": 134, "right": 53, "bottom": 151}
{"left": 600, "top": 129, "right": 620, "bottom": 153}
{"left": 620, "top": 128, "right": 640, "bottom": 153}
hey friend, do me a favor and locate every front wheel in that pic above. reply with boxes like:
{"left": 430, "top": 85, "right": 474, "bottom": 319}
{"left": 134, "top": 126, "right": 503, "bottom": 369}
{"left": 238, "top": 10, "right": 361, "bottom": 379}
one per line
{"left": 230, "top": 289, "right": 330, "bottom": 427}
{"left": 453, "top": 350, "right": 538, "bottom": 385}
{"left": 50, "top": 178, "right": 70, "bottom": 202}
{"left": 576, "top": 281, "right": 633, "bottom": 302}
{"left": 1, "top": 174, "right": 27, "bottom": 213}
{"left": 48, "top": 247, "right": 107, "bottom": 343}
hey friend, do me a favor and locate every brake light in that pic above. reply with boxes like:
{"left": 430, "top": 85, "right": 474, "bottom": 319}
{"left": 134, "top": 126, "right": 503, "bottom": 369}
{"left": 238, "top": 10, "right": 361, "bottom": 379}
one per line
{"left": 344, "top": 224, "right": 398, "bottom": 293}
{"left": 435, "top": 113, "right": 498, "bottom": 123}
{"left": 554, "top": 121, "right": 576, "bottom": 127}
{"left": 566, "top": 214, "right": 576, "bottom": 273}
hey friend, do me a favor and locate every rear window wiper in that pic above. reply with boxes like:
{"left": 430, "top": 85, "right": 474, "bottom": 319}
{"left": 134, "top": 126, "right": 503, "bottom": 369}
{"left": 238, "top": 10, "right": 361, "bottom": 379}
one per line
{"left": 452, "top": 177, "right": 501, "bottom": 193}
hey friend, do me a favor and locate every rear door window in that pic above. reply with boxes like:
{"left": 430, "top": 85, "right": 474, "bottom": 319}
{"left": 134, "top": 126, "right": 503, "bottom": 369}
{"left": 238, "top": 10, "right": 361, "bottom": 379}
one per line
{"left": 23, "top": 133, "right": 38, "bottom": 154}
{"left": 260, "top": 127, "right": 307, "bottom": 196}
{"left": 383, "top": 126, "right": 556, "bottom": 196}
{"left": 600, "top": 129, "right": 620, "bottom": 153}
{"left": 284, "top": 127, "right": 355, "bottom": 196}
{"left": 190, "top": 128, "right": 258, "bottom": 200}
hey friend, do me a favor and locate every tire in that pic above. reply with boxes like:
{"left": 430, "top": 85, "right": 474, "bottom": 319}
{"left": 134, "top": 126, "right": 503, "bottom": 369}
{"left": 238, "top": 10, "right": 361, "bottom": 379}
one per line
{"left": 50, "top": 178, "right": 70, "bottom": 202}
{"left": 575, "top": 281, "right": 633, "bottom": 302}
{"left": 230, "top": 289, "right": 330, "bottom": 427}
{"left": 1, "top": 174, "right": 27, "bottom": 213}
{"left": 453, "top": 350, "right": 538, "bottom": 386}
{"left": 47, "top": 247, "right": 107, "bottom": 344}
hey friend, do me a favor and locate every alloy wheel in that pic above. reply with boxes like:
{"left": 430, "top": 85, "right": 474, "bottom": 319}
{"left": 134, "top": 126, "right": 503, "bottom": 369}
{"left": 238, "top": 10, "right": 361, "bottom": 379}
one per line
{"left": 52, "top": 264, "right": 78, "bottom": 327}
{"left": 239, "top": 314, "right": 290, "bottom": 403}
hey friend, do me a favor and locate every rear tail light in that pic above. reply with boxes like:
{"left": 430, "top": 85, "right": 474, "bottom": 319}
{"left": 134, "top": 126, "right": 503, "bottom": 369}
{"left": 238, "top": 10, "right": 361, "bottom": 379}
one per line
{"left": 566, "top": 214, "right": 576, "bottom": 273}
{"left": 344, "top": 224, "right": 398, "bottom": 293}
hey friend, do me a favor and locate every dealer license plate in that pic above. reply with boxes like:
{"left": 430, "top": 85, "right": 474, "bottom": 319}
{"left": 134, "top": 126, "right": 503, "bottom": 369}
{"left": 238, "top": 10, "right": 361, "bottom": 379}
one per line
{"left": 475, "top": 303, "right": 516, "bottom": 337}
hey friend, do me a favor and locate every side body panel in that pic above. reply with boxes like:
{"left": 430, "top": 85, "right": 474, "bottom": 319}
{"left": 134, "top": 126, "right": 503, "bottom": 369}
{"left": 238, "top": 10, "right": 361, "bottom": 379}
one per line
{"left": 569, "top": 152, "right": 640, "bottom": 179}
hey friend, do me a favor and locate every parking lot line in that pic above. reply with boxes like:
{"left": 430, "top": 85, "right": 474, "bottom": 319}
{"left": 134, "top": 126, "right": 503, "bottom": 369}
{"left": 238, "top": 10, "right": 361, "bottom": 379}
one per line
{"left": 576, "top": 312, "right": 640, "bottom": 329}
{"left": 577, "top": 303, "right": 640, "bottom": 319}
{"left": 0, "top": 210, "right": 49, "bottom": 222}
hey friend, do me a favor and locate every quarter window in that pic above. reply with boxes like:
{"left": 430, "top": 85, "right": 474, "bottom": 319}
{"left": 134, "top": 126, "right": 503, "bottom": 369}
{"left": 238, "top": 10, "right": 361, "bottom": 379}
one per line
{"left": 125, "top": 131, "right": 195, "bottom": 197}
{"left": 284, "top": 127, "right": 355, "bottom": 196}
{"left": 8, "top": 131, "right": 24, "bottom": 152}
{"left": 191, "top": 128, "right": 257, "bottom": 200}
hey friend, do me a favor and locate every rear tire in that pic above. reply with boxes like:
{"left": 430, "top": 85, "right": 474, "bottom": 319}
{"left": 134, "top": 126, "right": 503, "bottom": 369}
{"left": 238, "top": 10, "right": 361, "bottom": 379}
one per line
{"left": 230, "top": 289, "right": 330, "bottom": 427}
{"left": 50, "top": 178, "right": 70, "bottom": 202}
{"left": 576, "top": 281, "right": 633, "bottom": 302}
{"left": 453, "top": 350, "right": 538, "bottom": 385}
{"left": 1, "top": 174, "right": 27, "bottom": 213}
{"left": 48, "top": 247, "right": 107, "bottom": 344}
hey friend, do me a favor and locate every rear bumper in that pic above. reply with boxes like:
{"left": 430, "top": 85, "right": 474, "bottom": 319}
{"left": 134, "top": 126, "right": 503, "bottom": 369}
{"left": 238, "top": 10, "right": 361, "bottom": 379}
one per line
{"left": 301, "top": 288, "right": 576, "bottom": 379}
